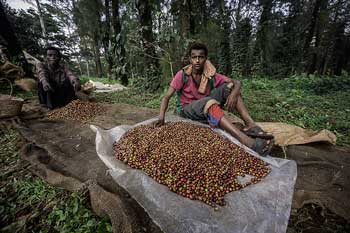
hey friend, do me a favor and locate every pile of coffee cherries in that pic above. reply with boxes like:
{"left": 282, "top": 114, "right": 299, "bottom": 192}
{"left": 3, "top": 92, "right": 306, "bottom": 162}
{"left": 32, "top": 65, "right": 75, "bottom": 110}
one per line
{"left": 47, "top": 100, "right": 107, "bottom": 122}
{"left": 114, "top": 122, "right": 270, "bottom": 206}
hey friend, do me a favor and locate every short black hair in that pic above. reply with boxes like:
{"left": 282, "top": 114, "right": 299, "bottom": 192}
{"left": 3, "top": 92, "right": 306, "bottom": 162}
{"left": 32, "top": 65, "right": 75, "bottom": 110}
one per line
{"left": 46, "top": 46, "right": 61, "bottom": 57}
{"left": 188, "top": 43, "right": 208, "bottom": 57}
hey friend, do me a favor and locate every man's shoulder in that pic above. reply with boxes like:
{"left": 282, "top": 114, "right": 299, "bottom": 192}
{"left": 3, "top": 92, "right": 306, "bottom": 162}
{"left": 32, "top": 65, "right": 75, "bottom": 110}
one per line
{"left": 214, "top": 72, "right": 225, "bottom": 77}
{"left": 36, "top": 62, "right": 48, "bottom": 71}
{"left": 173, "top": 70, "right": 185, "bottom": 80}
{"left": 175, "top": 69, "right": 184, "bottom": 75}
{"left": 36, "top": 61, "right": 46, "bottom": 68}
{"left": 214, "top": 73, "right": 230, "bottom": 79}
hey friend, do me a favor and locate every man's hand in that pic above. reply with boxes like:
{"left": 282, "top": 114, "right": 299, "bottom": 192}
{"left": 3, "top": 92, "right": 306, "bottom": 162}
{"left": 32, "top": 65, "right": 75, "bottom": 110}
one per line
{"left": 153, "top": 118, "right": 165, "bottom": 127}
{"left": 42, "top": 79, "right": 53, "bottom": 92}
{"left": 71, "top": 79, "right": 81, "bottom": 92}
{"left": 225, "top": 92, "right": 238, "bottom": 112}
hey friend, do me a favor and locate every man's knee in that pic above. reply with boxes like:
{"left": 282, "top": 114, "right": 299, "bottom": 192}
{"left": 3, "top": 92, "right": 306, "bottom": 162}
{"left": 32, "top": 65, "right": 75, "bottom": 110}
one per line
{"left": 207, "top": 103, "right": 224, "bottom": 128}
{"left": 226, "top": 82, "right": 234, "bottom": 89}
{"left": 203, "top": 99, "right": 221, "bottom": 116}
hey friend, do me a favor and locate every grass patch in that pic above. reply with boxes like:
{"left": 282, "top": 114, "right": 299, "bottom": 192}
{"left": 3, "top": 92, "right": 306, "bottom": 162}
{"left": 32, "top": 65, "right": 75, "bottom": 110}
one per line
{"left": 0, "top": 130, "right": 112, "bottom": 232}
{"left": 79, "top": 76, "right": 120, "bottom": 85}
{"left": 95, "top": 75, "right": 350, "bottom": 146}
{"left": 241, "top": 76, "right": 350, "bottom": 145}
{"left": 96, "top": 87, "right": 177, "bottom": 111}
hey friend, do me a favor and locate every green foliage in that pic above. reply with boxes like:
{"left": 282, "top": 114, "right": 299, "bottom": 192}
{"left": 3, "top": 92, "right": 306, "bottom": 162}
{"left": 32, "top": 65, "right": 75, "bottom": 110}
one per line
{"left": 0, "top": 80, "right": 36, "bottom": 99}
{"left": 79, "top": 75, "right": 120, "bottom": 85}
{"left": 0, "top": 129, "right": 112, "bottom": 232}
{"left": 241, "top": 75, "right": 350, "bottom": 145}
{"left": 15, "top": 179, "right": 57, "bottom": 205}
{"left": 96, "top": 87, "right": 176, "bottom": 111}
{"left": 287, "top": 72, "right": 350, "bottom": 95}
{"left": 47, "top": 192, "right": 112, "bottom": 233}
{"left": 95, "top": 75, "right": 350, "bottom": 146}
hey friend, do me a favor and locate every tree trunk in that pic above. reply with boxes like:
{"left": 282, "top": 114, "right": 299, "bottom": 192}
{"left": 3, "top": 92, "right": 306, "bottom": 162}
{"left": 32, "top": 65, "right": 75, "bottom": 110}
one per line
{"left": 136, "top": 0, "right": 158, "bottom": 71}
{"left": 93, "top": 34, "right": 103, "bottom": 78}
{"left": 34, "top": 0, "right": 47, "bottom": 46}
{"left": 218, "top": 0, "right": 232, "bottom": 75}
{"left": 0, "top": 2, "right": 23, "bottom": 59}
{"left": 77, "top": 57, "right": 83, "bottom": 75}
{"left": 111, "top": 0, "right": 128, "bottom": 86}
{"left": 86, "top": 60, "right": 90, "bottom": 77}
{"left": 255, "top": 0, "right": 273, "bottom": 75}
{"left": 303, "top": 0, "right": 326, "bottom": 74}
{"left": 179, "top": 0, "right": 194, "bottom": 37}
{"left": 103, "top": 0, "right": 113, "bottom": 79}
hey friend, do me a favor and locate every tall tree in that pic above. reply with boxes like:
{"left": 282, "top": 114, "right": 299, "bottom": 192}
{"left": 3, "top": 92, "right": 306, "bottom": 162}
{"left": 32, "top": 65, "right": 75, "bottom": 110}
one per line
{"left": 136, "top": 0, "right": 159, "bottom": 90}
{"left": 171, "top": 0, "right": 195, "bottom": 38}
{"left": 74, "top": 0, "right": 104, "bottom": 77}
{"left": 111, "top": 0, "right": 128, "bottom": 85}
{"left": 255, "top": 0, "right": 274, "bottom": 75}
{"left": 279, "top": 0, "right": 304, "bottom": 74}
{"left": 103, "top": 0, "right": 113, "bottom": 78}
{"left": 34, "top": 0, "right": 47, "bottom": 45}
{"left": 0, "top": 1, "right": 23, "bottom": 59}
{"left": 305, "top": 0, "right": 329, "bottom": 74}
{"left": 217, "top": 0, "right": 232, "bottom": 75}
{"left": 232, "top": 17, "right": 253, "bottom": 76}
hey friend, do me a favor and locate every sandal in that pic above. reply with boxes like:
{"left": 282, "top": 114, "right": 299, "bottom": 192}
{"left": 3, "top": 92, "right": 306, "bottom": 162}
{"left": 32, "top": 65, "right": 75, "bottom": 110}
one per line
{"left": 251, "top": 138, "right": 274, "bottom": 157}
{"left": 242, "top": 125, "right": 274, "bottom": 139}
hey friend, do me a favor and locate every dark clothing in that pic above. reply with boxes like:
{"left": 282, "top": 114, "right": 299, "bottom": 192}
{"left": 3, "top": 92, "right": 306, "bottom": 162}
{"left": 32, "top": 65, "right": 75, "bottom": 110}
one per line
{"left": 180, "top": 83, "right": 232, "bottom": 121}
{"left": 38, "top": 77, "right": 76, "bottom": 109}
{"left": 36, "top": 62, "right": 79, "bottom": 109}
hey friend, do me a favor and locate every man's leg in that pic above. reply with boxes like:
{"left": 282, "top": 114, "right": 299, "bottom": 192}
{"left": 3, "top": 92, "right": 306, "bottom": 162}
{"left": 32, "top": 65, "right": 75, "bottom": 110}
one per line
{"left": 209, "top": 83, "right": 257, "bottom": 129}
{"left": 182, "top": 98, "right": 272, "bottom": 155}
{"left": 181, "top": 97, "right": 211, "bottom": 122}
{"left": 182, "top": 97, "right": 255, "bottom": 148}
{"left": 235, "top": 95, "right": 256, "bottom": 129}
{"left": 219, "top": 115, "right": 255, "bottom": 147}
{"left": 37, "top": 82, "right": 55, "bottom": 109}
{"left": 54, "top": 79, "right": 76, "bottom": 108}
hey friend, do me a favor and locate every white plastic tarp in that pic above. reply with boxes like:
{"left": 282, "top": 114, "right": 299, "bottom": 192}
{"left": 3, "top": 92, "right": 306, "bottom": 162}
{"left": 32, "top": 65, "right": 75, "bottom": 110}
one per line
{"left": 91, "top": 116, "right": 297, "bottom": 233}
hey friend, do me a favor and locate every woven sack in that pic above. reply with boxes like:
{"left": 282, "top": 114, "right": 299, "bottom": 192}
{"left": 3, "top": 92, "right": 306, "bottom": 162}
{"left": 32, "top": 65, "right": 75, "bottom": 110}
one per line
{"left": 0, "top": 78, "right": 24, "bottom": 118}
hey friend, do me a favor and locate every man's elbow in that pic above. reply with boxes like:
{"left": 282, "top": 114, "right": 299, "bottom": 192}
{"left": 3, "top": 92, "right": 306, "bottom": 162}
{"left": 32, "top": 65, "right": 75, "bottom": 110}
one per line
{"left": 162, "top": 95, "right": 171, "bottom": 102}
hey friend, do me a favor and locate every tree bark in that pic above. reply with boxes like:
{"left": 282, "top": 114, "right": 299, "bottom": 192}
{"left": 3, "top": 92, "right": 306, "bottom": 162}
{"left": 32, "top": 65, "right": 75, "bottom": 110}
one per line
{"left": 136, "top": 0, "right": 158, "bottom": 70}
{"left": 93, "top": 34, "right": 103, "bottom": 77}
{"left": 307, "top": 0, "right": 329, "bottom": 74}
{"left": 256, "top": 0, "right": 273, "bottom": 75}
{"left": 111, "top": 0, "right": 128, "bottom": 85}
{"left": 218, "top": 0, "right": 232, "bottom": 75}
{"left": 0, "top": 2, "right": 23, "bottom": 59}
{"left": 34, "top": 0, "right": 47, "bottom": 46}
{"left": 103, "top": 0, "right": 113, "bottom": 79}
{"left": 179, "top": 0, "right": 194, "bottom": 37}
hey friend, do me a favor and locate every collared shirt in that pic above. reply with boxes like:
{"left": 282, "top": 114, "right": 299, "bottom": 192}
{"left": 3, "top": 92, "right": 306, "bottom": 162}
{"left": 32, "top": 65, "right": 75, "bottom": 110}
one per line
{"left": 36, "top": 62, "right": 79, "bottom": 86}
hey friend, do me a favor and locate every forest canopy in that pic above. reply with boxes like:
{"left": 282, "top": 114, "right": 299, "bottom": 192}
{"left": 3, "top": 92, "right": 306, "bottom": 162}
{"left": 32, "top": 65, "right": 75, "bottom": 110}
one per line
{"left": 1, "top": 0, "right": 350, "bottom": 90}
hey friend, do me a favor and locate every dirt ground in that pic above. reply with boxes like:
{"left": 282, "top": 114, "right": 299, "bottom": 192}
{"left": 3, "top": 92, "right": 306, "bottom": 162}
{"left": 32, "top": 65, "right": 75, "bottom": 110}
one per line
{"left": 1, "top": 98, "right": 350, "bottom": 233}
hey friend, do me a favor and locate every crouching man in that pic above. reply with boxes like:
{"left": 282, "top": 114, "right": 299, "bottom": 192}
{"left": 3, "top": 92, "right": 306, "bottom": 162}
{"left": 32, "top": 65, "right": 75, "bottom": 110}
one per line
{"left": 37, "top": 46, "right": 80, "bottom": 109}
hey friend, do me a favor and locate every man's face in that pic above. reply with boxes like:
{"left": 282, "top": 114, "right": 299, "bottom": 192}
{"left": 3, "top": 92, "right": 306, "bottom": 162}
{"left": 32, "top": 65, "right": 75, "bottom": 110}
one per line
{"left": 190, "top": 49, "right": 207, "bottom": 72}
{"left": 47, "top": 49, "right": 60, "bottom": 66}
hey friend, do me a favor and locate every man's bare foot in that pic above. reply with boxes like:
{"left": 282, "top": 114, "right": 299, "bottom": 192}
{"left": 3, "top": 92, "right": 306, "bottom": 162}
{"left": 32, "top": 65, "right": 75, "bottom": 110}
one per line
{"left": 251, "top": 138, "right": 274, "bottom": 157}
{"left": 242, "top": 125, "right": 274, "bottom": 139}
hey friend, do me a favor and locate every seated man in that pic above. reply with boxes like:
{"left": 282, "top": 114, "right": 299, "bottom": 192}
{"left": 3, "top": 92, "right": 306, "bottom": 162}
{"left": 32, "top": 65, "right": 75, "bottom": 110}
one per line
{"left": 37, "top": 46, "right": 80, "bottom": 109}
{"left": 154, "top": 43, "right": 273, "bottom": 156}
